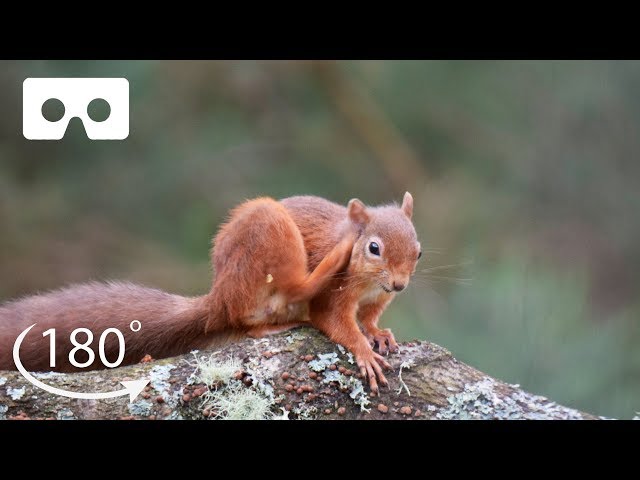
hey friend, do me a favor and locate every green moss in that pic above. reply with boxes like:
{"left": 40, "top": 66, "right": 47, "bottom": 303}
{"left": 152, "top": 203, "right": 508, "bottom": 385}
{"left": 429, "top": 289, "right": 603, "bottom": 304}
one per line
{"left": 203, "top": 382, "right": 274, "bottom": 420}
{"left": 193, "top": 354, "right": 241, "bottom": 386}
{"left": 192, "top": 353, "right": 277, "bottom": 420}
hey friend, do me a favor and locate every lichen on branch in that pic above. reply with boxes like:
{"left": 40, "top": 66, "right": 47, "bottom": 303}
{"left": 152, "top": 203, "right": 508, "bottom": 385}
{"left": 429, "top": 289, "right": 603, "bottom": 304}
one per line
{"left": 0, "top": 327, "right": 597, "bottom": 420}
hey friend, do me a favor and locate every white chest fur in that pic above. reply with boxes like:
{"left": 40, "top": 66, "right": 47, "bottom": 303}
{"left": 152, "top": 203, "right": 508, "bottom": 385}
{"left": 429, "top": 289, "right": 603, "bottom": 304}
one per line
{"left": 357, "top": 284, "right": 390, "bottom": 307}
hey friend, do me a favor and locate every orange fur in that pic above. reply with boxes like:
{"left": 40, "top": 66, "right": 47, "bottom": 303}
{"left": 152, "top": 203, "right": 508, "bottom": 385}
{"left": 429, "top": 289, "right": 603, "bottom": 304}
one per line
{"left": 204, "top": 197, "right": 354, "bottom": 335}
{"left": 0, "top": 192, "right": 420, "bottom": 395}
{"left": 0, "top": 282, "right": 217, "bottom": 372}
{"left": 0, "top": 197, "right": 354, "bottom": 373}
{"left": 282, "top": 192, "right": 420, "bottom": 393}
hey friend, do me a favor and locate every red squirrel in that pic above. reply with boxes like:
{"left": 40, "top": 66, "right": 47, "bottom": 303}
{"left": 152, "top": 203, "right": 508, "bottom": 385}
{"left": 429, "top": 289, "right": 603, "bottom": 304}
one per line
{"left": 0, "top": 193, "right": 420, "bottom": 393}
{"left": 282, "top": 192, "right": 420, "bottom": 392}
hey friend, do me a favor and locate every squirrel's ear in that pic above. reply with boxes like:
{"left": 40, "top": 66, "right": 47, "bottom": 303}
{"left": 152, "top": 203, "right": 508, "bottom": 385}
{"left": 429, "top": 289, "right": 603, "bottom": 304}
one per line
{"left": 401, "top": 191, "right": 414, "bottom": 219}
{"left": 347, "top": 198, "right": 370, "bottom": 226}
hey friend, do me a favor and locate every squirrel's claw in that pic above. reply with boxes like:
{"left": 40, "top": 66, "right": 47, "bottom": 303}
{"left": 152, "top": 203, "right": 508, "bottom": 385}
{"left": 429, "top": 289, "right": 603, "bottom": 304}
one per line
{"left": 356, "top": 350, "right": 389, "bottom": 396}
{"left": 368, "top": 328, "right": 400, "bottom": 356}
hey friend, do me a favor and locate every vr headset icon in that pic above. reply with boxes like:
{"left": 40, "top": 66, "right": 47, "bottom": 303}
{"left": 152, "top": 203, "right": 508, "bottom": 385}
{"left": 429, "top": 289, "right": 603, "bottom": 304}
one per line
{"left": 23, "top": 78, "right": 129, "bottom": 140}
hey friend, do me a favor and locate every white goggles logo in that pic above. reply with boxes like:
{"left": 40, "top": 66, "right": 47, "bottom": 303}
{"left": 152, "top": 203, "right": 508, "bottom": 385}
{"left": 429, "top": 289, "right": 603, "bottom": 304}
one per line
{"left": 23, "top": 78, "right": 129, "bottom": 140}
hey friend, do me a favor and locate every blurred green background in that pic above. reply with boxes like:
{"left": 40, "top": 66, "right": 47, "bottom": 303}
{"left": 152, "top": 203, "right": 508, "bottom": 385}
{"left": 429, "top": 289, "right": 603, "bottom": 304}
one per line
{"left": 1, "top": 61, "right": 638, "bottom": 418}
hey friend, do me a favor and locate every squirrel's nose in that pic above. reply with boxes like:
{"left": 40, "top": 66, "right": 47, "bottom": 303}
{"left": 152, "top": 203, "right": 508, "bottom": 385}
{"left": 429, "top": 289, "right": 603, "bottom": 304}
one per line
{"left": 392, "top": 282, "right": 405, "bottom": 292}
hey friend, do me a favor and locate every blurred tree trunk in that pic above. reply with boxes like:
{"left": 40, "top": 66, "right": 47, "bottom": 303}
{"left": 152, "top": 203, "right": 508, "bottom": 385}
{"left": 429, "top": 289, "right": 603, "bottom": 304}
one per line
{"left": 311, "top": 61, "right": 429, "bottom": 193}
{"left": 0, "top": 327, "right": 597, "bottom": 420}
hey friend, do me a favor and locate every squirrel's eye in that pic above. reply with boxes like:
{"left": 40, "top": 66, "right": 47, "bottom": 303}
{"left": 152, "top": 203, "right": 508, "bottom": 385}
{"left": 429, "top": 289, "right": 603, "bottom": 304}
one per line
{"left": 368, "top": 242, "right": 380, "bottom": 256}
{"left": 418, "top": 251, "right": 422, "bottom": 259}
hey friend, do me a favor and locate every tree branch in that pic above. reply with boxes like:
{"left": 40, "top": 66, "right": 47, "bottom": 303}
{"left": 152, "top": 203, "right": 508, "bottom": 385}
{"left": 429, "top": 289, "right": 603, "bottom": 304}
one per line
{"left": 0, "top": 327, "right": 597, "bottom": 420}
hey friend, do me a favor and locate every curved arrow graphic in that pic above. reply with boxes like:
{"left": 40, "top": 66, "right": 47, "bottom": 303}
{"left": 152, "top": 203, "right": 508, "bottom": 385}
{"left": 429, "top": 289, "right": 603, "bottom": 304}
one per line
{"left": 13, "top": 324, "right": 148, "bottom": 402}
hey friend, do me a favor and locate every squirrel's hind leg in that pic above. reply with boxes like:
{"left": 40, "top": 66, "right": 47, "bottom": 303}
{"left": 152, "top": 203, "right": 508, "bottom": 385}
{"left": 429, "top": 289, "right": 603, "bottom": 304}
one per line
{"left": 209, "top": 197, "right": 350, "bottom": 332}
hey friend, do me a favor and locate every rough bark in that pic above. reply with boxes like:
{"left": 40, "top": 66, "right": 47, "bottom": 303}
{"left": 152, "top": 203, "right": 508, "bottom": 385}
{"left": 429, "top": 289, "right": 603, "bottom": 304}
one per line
{"left": 0, "top": 327, "right": 598, "bottom": 420}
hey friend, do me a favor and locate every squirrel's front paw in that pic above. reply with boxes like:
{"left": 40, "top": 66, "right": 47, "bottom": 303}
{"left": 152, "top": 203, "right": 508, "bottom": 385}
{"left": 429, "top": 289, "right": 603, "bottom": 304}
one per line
{"left": 366, "top": 328, "right": 399, "bottom": 355}
{"left": 354, "top": 348, "right": 392, "bottom": 395}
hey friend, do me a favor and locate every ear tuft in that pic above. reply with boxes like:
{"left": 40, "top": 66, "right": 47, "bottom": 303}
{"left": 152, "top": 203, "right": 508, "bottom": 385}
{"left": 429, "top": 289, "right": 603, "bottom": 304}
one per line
{"left": 401, "top": 191, "right": 413, "bottom": 219}
{"left": 347, "top": 198, "right": 370, "bottom": 226}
